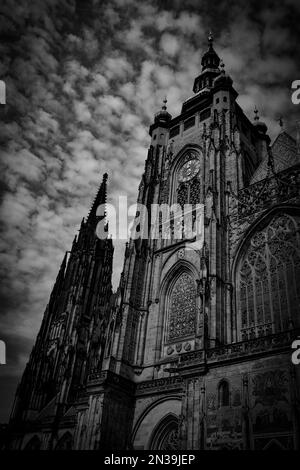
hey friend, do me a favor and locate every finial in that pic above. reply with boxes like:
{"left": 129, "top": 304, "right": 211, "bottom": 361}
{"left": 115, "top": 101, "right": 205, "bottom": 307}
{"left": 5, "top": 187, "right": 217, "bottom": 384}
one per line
{"left": 87, "top": 173, "right": 108, "bottom": 223}
{"left": 162, "top": 96, "right": 167, "bottom": 111}
{"left": 254, "top": 106, "right": 259, "bottom": 121}
{"left": 277, "top": 115, "right": 284, "bottom": 130}
{"left": 220, "top": 59, "right": 225, "bottom": 74}
{"left": 208, "top": 31, "right": 213, "bottom": 45}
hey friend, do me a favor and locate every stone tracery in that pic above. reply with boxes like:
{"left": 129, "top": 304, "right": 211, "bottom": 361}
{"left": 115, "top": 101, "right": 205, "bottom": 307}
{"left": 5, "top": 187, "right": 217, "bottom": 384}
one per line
{"left": 167, "top": 272, "right": 197, "bottom": 342}
{"left": 238, "top": 213, "right": 300, "bottom": 340}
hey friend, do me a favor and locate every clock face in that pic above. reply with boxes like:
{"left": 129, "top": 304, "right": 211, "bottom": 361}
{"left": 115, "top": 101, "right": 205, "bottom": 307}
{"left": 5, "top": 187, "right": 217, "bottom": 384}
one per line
{"left": 178, "top": 158, "right": 200, "bottom": 182}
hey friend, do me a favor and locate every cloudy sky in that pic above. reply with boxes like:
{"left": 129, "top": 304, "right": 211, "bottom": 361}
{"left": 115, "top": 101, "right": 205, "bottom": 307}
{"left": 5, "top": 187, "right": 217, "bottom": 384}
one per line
{"left": 0, "top": 0, "right": 299, "bottom": 422}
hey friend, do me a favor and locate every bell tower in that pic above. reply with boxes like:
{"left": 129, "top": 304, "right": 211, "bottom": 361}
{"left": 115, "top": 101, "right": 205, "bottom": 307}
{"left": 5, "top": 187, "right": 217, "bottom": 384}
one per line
{"left": 104, "top": 33, "right": 267, "bottom": 450}
{"left": 111, "top": 33, "right": 242, "bottom": 375}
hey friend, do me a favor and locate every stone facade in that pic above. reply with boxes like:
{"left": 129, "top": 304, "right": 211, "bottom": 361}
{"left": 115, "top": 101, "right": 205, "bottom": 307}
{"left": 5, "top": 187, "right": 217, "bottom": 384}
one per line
{"left": 6, "top": 37, "right": 300, "bottom": 451}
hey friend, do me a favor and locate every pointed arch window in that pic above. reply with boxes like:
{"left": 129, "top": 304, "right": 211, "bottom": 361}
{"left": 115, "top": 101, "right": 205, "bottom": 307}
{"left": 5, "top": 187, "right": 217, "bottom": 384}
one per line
{"left": 238, "top": 213, "right": 300, "bottom": 340}
{"left": 177, "top": 178, "right": 201, "bottom": 208}
{"left": 167, "top": 272, "right": 197, "bottom": 343}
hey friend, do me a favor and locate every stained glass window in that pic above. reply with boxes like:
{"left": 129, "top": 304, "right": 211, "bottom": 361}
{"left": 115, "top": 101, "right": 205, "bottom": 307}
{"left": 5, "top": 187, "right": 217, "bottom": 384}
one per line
{"left": 177, "top": 177, "right": 201, "bottom": 207}
{"left": 177, "top": 183, "right": 188, "bottom": 209}
{"left": 150, "top": 416, "right": 179, "bottom": 450}
{"left": 238, "top": 213, "right": 300, "bottom": 340}
{"left": 167, "top": 272, "right": 197, "bottom": 342}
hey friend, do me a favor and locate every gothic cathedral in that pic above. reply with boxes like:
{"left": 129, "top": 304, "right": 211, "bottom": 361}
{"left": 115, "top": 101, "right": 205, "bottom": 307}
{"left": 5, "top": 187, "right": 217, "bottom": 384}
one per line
{"left": 7, "top": 36, "right": 300, "bottom": 450}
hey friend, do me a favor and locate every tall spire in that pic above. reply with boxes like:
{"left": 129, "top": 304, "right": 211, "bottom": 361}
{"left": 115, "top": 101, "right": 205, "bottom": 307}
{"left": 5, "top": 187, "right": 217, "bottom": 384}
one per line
{"left": 201, "top": 31, "right": 220, "bottom": 71}
{"left": 192, "top": 31, "right": 221, "bottom": 93}
{"left": 87, "top": 172, "right": 108, "bottom": 223}
{"left": 48, "top": 251, "right": 67, "bottom": 312}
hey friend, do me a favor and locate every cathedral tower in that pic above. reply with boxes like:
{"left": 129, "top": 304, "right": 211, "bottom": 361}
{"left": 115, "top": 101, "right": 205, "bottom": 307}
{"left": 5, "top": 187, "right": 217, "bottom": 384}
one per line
{"left": 99, "top": 34, "right": 300, "bottom": 450}
{"left": 9, "top": 174, "right": 114, "bottom": 450}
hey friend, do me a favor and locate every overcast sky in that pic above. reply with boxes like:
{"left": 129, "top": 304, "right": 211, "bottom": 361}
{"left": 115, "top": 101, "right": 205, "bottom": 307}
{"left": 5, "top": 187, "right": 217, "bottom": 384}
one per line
{"left": 0, "top": 0, "right": 299, "bottom": 423}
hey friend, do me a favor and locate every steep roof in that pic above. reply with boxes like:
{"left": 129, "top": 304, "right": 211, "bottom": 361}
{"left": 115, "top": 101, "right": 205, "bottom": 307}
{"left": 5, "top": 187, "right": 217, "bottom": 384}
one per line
{"left": 251, "top": 131, "right": 299, "bottom": 184}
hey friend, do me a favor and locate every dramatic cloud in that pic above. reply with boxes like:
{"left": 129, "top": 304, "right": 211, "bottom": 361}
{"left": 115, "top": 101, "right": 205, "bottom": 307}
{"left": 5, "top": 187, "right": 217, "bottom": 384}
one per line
{"left": 0, "top": 0, "right": 299, "bottom": 421}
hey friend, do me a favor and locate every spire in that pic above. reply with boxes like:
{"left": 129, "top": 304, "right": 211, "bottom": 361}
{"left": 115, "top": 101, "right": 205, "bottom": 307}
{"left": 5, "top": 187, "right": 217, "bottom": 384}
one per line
{"left": 87, "top": 173, "right": 108, "bottom": 223}
{"left": 192, "top": 31, "right": 221, "bottom": 94}
{"left": 208, "top": 31, "right": 214, "bottom": 48}
{"left": 48, "top": 251, "right": 67, "bottom": 311}
{"left": 162, "top": 96, "right": 167, "bottom": 111}
{"left": 219, "top": 59, "right": 225, "bottom": 75}
{"left": 72, "top": 234, "right": 77, "bottom": 250}
{"left": 201, "top": 31, "right": 220, "bottom": 71}
{"left": 56, "top": 252, "right": 67, "bottom": 285}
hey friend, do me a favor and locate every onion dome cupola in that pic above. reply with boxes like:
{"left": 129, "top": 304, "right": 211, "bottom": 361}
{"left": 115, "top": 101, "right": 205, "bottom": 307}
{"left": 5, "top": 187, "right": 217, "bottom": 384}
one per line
{"left": 154, "top": 97, "right": 172, "bottom": 124}
{"left": 149, "top": 97, "right": 172, "bottom": 137}
{"left": 193, "top": 32, "right": 221, "bottom": 94}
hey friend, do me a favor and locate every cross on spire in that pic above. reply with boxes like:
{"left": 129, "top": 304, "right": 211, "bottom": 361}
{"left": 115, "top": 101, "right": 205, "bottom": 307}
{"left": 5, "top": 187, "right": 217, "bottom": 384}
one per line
{"left": 162, "top": 96, "right": 167, "bottom": 111}
{"left": 220, "top": 59, "right": 225, "bottom": 74}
